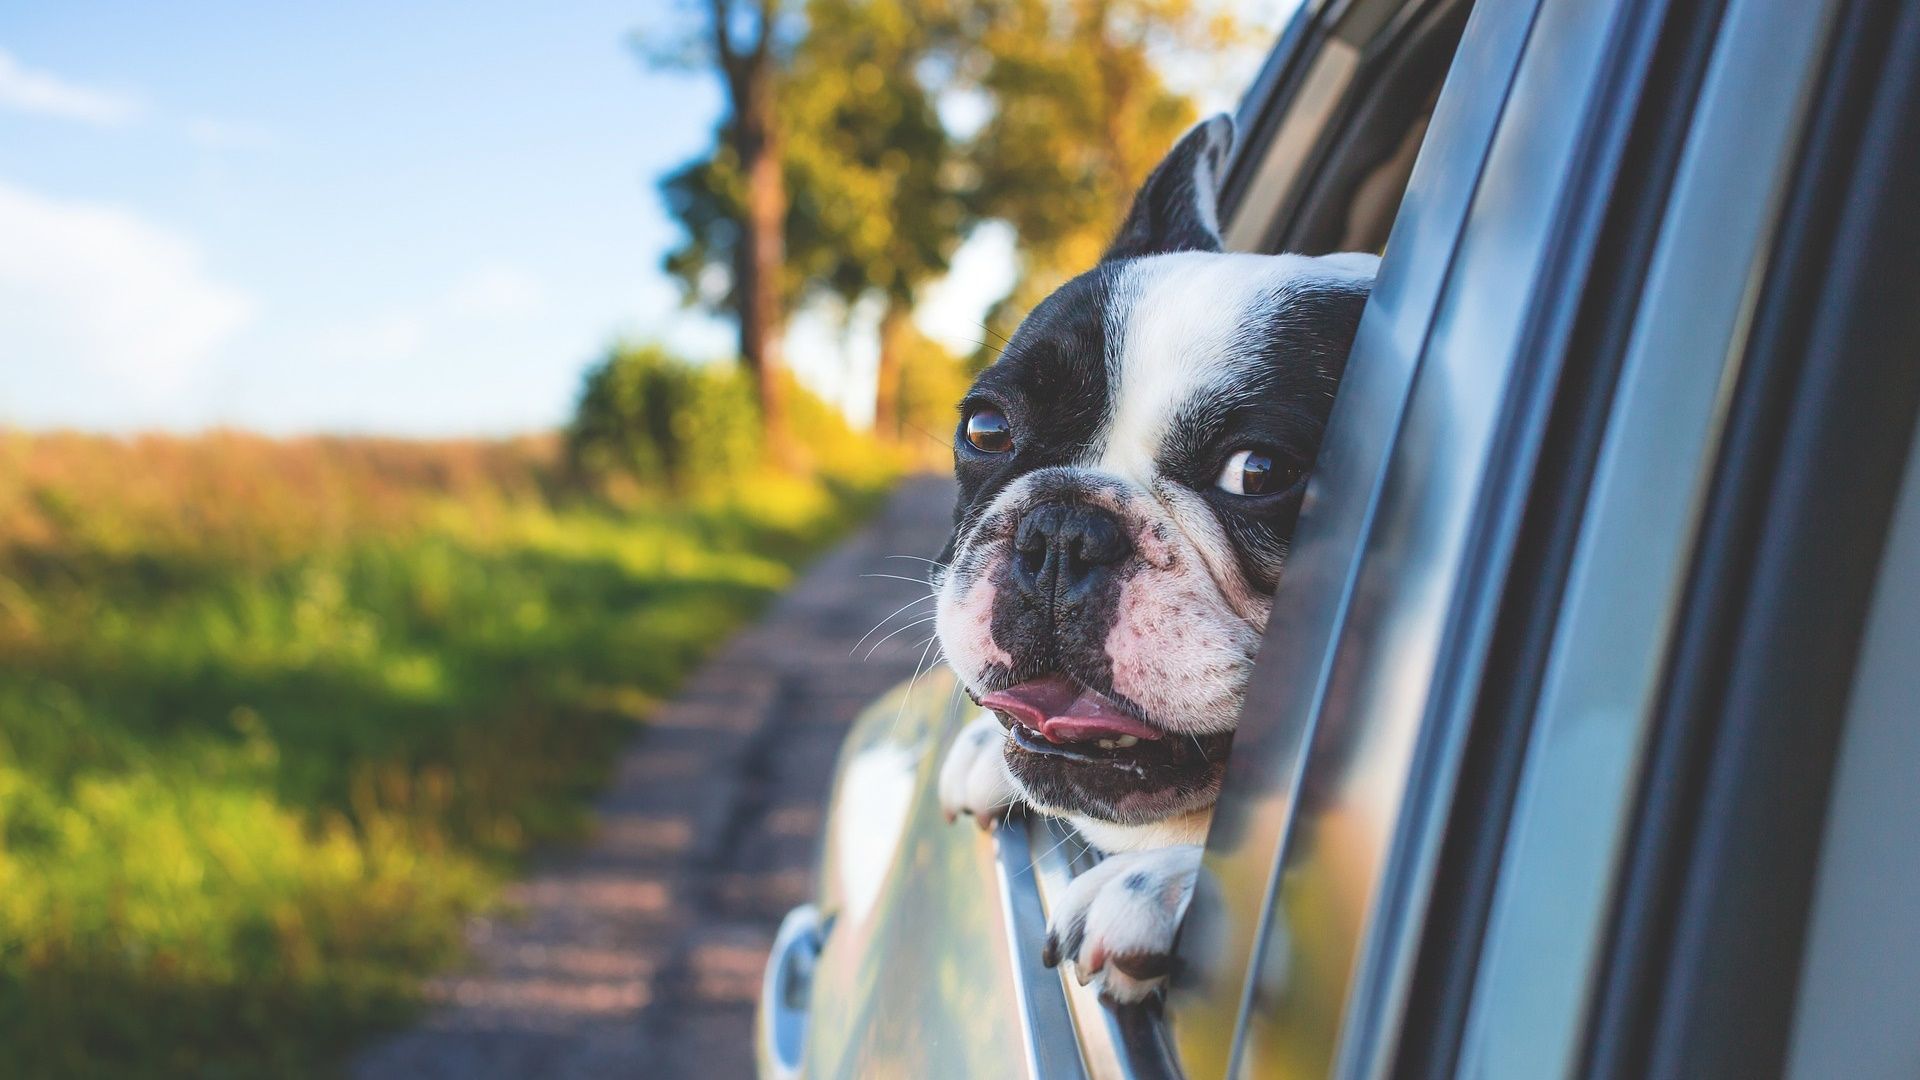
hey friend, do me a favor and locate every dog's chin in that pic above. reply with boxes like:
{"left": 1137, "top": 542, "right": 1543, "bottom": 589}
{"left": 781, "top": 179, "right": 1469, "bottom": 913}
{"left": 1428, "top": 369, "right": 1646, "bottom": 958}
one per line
{"left": 979, "top": 673, "right": 1235, "bottom": 826}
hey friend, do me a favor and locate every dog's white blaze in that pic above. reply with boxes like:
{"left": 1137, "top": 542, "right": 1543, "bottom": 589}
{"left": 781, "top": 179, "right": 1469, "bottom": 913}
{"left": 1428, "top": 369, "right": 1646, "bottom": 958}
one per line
{"left": 1095, "top": 252, "right": 1358, "bottom": 485}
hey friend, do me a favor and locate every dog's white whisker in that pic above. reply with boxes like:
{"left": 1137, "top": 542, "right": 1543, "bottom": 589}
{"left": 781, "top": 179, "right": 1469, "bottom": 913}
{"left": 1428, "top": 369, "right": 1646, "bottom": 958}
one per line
{"left": 849, "top": 593, "right": 939, "bottom": 657}
{"left": 862, "top": 616, "right": 939, "bottom": 661}
{"left": 860, "top": 572, "right": 937, "bottom": 587}
{"left": 883, "top": 554, "right": 949, "bottom": 568}
{"left": 1031, "top": 824, "right": 1086, "bottom": 869}
{"left": 888, "top": 634, "right": 943, "bottom": 741}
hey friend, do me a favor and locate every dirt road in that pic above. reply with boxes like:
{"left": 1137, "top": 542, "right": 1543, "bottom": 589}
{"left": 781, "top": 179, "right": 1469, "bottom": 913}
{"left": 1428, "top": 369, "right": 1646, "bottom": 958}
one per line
{"left": 354, "top": 475, "right": 956, "bottom": 1079}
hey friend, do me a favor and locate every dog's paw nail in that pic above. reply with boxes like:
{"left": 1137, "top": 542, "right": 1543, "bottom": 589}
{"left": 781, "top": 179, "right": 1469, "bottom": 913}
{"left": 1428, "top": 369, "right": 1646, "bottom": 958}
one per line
{"left": 1042, "top": 934, "right": 1060, "bottom": 968}
{"left": 1109, "top": 951, "right": 1172, "bottom": 981}
{"left": 1083, "top": 942, "right": 1108, "bottom": 976}
{"left": 1075, "top": 962, "right": 1095, "bottom": 987}
{"left": 976, "top": 812, "right": 996, "bottom": 833}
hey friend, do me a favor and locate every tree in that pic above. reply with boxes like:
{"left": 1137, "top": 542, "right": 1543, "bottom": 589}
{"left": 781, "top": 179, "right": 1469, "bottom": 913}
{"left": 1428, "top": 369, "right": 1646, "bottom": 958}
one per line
{"left": 567, "top": 343, "right": 760, "bottom": 495}
{"left": 654, "top": 0, "right": 795, "bottom": 455}
{"left": 782, "top": 0, "right": 969, "bottom": 439}
{"left": 655, "top": 0, "right": 1234, "bottom": 431}
{"left": 662, "top": 0, "right": 968, "bottom": 444}
{"left": 962, "top": 0, "right": 1236, "bottom": 354}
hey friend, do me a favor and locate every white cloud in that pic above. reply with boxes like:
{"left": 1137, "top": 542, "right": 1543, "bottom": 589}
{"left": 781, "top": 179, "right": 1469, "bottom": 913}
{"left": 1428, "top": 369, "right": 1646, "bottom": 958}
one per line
{"left": 0, "top": 48, "right": 144, "bottom": 126}
{"left": 0, "top": 180, "right": 252, "bottom": 395}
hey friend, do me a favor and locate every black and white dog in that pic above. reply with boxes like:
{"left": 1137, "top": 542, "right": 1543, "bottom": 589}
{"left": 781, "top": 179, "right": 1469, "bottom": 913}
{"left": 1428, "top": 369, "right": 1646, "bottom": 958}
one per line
{"left": 933, "top": 114, "right": 1376, "bottom": 1003}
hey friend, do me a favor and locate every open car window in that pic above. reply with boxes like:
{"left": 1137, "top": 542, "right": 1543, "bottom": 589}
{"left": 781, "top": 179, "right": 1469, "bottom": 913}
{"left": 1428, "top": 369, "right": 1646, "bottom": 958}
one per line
{"left": 962, "top": 0, "right": 1492, "bottom": 1074}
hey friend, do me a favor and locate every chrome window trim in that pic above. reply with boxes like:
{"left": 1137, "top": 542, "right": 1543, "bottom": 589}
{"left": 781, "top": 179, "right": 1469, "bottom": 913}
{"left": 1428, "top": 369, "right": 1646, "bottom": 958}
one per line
{"left": 1026, "top": 816, "right": 1184, "bottom": 1080}
{"left": 1453, "top": 0, "right": 1847, "bottom": 1074}
{"left": 995, "top": 816, "right": 1095, "bottom": 1080}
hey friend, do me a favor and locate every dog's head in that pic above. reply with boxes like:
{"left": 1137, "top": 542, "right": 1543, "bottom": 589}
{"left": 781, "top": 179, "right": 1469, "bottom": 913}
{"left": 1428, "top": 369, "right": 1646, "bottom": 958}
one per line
{"left": 933, "top": 115, "right": 1376, "bottom": 829}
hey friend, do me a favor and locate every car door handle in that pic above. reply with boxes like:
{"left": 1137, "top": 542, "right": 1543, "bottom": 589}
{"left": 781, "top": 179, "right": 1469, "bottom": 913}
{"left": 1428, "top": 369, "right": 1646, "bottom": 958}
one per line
{"left": 759, "top": 903, "right": 829, "bottom": 1079}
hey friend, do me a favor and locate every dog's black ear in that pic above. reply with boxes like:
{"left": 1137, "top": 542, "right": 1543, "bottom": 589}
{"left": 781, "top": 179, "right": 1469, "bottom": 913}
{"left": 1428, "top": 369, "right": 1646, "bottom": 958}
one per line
{"left": 1103, "top": 114, "right": 1234, "bottom": 262}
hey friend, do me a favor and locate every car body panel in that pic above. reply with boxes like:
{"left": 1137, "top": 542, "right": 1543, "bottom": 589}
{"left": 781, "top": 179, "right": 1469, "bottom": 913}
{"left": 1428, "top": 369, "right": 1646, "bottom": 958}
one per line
{"left": 784, "top": 668, "right": 1038, "bottom": 1080}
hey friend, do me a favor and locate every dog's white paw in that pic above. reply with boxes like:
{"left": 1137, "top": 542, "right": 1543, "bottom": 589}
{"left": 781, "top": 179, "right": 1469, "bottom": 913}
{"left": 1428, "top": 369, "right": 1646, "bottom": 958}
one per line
{"left": 938, "top": 710, "right": 1021, "bottom": 828}
{"left": 1042, "top": 844, "right": 1202, "bottom": 1004}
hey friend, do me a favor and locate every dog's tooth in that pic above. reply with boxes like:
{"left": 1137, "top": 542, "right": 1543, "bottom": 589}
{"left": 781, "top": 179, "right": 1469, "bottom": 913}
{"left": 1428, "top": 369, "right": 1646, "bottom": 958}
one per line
{"left": 1098, "top": 739, "right": 1117, "bottom": 750}
{"left": 1114, "top": 735, "right": 1139, "bottom": 748}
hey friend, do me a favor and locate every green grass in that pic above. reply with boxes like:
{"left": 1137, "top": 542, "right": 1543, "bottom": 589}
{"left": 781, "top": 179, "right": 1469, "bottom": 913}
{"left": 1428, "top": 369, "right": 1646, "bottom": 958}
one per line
{"left": 0, "top": 432, "right": 894, "bottom": 1078}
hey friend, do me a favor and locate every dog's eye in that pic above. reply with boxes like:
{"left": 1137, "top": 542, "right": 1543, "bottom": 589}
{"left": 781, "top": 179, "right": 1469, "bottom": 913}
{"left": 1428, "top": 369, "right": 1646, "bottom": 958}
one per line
{"left": 963, "top": 406, "right": 1013, "bottom": 453}
{"left": 1216, "top": 449, "right": 1298, "bottom": 496}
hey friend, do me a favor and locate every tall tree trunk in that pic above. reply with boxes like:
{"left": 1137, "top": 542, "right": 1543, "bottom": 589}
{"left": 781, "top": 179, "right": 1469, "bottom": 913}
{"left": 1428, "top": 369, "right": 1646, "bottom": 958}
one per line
{"left": 710, "top": 0, "right": 789, "bottom": 464}
{"left": 730, "top": 66, "right": 791, "bottom": 461}
{"left": 874, "top": 295, "right": 911, "bottom": 442}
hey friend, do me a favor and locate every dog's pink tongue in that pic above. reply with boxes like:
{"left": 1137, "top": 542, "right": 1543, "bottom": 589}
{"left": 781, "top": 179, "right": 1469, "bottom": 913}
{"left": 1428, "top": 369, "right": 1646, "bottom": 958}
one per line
{"left": 981, "top": 676, "right": 1162, "bottom": 743}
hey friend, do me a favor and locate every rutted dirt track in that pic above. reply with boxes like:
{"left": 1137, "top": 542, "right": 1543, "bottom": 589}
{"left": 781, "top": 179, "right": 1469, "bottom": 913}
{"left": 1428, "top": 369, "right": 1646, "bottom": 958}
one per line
{"left": 354, "top": 476, "right": 957, "bottom": 1079}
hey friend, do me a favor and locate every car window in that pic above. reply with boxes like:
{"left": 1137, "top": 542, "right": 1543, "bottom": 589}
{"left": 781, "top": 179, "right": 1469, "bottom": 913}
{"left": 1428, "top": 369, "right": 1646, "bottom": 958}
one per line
{"left": 961, "top": 1, "right": 1489, "bottom": 1075}
{"left": 1788, "top": 428, "right": 1920, "bottom": 1078}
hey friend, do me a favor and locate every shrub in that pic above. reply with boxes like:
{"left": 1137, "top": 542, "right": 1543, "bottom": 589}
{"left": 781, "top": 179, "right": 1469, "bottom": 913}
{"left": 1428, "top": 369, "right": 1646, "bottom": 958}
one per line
{"left": 566, "top": 344, "right": 761, "bottom": 495}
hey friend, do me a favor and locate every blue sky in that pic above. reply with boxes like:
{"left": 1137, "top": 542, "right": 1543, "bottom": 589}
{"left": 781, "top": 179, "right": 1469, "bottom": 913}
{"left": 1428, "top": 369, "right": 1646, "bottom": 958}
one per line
{"left": 0, "top": 1, "right": 1280, "bottom": 436}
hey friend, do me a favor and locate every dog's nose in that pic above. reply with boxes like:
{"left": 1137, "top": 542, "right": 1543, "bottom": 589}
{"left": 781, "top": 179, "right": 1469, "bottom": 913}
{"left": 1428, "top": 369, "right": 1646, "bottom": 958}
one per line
{"left": 1012, "top": 503, "right": 1132, "bottom": 599}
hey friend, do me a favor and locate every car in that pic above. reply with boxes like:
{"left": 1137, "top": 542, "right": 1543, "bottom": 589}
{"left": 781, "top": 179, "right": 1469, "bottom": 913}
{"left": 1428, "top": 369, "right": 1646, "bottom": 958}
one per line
{"left": 757, "top": 0, "right": 1920, "bottom": 1073}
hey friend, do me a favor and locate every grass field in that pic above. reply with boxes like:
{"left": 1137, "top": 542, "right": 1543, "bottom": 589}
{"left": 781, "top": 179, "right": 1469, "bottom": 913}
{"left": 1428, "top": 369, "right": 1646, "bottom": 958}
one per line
{"left": 0, "top": 430, "right": 895, "bottom": 1078}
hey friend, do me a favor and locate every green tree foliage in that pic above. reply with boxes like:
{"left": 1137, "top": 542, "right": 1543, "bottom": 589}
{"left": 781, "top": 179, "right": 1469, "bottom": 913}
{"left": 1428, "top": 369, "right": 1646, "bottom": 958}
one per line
{"left": 787, "top": 0, "right": 973, "bottom": 437}
{"left": 964, "top": 0, "right": 1236, "bottom": 347}
{"left": 662, "top": 0, "right": 970, "bottom": 441}
{"left": 785, "top": 0, "right": 966, "bottom": 309}
{"left": 655, "top": 0, "right": 1236, "bottom": 418}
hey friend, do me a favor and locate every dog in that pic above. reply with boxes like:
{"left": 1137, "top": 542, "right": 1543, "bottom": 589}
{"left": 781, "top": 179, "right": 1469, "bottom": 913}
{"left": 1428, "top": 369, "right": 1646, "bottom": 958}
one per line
{"left": 932, "top": 112, "right": 1377, "bottom": 1003}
